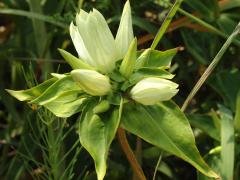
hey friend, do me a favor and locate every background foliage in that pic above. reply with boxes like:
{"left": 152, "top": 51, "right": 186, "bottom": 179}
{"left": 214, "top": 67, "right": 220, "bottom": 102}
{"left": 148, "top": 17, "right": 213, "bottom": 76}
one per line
{"left": 0, "top": 0, "right": 240, "bottom": 179}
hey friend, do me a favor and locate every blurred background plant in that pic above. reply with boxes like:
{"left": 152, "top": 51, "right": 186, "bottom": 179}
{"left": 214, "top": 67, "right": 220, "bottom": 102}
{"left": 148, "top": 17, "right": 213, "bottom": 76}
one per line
{"left": 0, "top": 0, "right": 240, "bottom": 179}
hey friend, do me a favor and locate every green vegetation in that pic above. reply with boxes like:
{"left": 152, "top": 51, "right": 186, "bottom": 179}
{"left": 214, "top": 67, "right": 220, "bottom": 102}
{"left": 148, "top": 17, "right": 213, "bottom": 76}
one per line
{"left": 0, "top": 0, "right": 240, "bottom": 179}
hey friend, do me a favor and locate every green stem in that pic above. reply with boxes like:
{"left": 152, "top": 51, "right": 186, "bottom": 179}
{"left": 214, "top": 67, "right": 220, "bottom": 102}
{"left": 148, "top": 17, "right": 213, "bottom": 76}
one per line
{"left": 181, "top": 22, "right": 240, "bottom": 112}
{"left": 150, "top": 0, "right": 184, "bottom": 50}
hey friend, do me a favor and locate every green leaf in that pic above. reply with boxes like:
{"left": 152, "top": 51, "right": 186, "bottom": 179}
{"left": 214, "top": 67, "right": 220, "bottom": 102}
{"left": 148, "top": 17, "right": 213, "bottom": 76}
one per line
{"left": 6, "top": 78, "right": 57, "bottom": 101}
{"left": 79, "top": 98, "right": 123, "bottom": 180}
{"left": 217, "top": 14, "right": 239, "bottom": 35}
{"left": 132, "top": 16, "right": 158, "bottom": 34}
{"left": 109, "top": 69, "right": 126, "bottom": 83}
{"left": 58, "top": 49, "right": 95, "bottom": 70}
{"left": 121, "top": 67, "right": 174, "bottom": 91}
{"left": 131, "top": 67, "right": 174, "bottom": 81}
{"left": 135, "top": 48, "right": 178, "bottom": 69}
{"left": 121, "top": 101, "right": 219, "bottom": 178}
{"left": 208, "top": 70, "right": 240, "bottom": 111}
{"left": 219, "top": 0, "right": 240, "bottom": 11}
{"left": 188, "top": 114, "right": 220, "bottom": 141}
{"left": 44, "top": 90, "right": 86, "bottom": 118}
{"left": 0, "top": 9, "right": 68, "bottom": 28}
{"left": 30, "top": 76, "right": 82, "bottom": 105}
{"left": 93, "top": 100, "right": 110, "bottom": 114}
{"left": 219, "top": 105, "right": 235, "bottom": 180}
{"left": 184, "top": 0, "right": 217, "bottom": 20}
{"left": 181, "top": 30, "right": 211, "bottom": 64}
{"left": 235, "top": 90, "right": 240, "bottom": 132}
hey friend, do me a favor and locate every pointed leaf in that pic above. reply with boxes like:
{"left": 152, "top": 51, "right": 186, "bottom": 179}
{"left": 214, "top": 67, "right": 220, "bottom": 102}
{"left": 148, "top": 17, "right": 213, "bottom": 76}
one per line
{"left": 121, "top": 101, "right": 219, "bottom": 179}
{"left": 198, "top": 148, "right": 221, "bottom": 180}
{"left": 31, "top": 76, "right": 82, "bottom": 105}
{"left": 79, "top": 98, "right": 123, "bottom": 180}
{"left": 120, "top": 38, "right": 137, "bottom": 78}
{"left": 58, "top": 48, "right": 95, "bottom": 70}
{"left": 121, "top": 67, "right": 174, "bottom": 91}
{"left": 219, "top": 105, "right": 234, "bottom": 180}
{"left": 6, "top": 78, "right": 57, "bottom": 101}
{"left": 135, "top": 48, "right": 178, "bottom": 69}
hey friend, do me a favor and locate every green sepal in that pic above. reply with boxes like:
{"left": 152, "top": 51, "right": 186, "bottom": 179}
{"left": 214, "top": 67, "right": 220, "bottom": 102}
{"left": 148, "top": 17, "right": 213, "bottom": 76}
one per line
{"left": 119, "top": 38, "right": 137, "bottom": 78}
{"left": 121, "top": 67, "right": 175, "bottom": 91}
{"left": 109, "top": 69, "right": 126, "bottom": 82}
{"left": 58, "top": 48, "right": 95, "bottom": 70}
{"left": 93, "top": 100, "right": 110, "bottom": 114}
{"left": 107, "top": 92, "right": 122, "bottom": 105}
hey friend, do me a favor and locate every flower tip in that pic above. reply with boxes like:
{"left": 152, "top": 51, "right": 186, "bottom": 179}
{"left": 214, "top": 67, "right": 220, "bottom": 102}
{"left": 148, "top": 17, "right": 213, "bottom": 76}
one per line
{"left": 125, "top": 0, "right": 131, "bottom": 8}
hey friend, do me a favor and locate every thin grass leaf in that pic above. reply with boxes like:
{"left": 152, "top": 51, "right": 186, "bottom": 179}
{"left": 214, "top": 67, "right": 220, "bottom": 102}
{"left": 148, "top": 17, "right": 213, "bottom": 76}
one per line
{"left": 219, "top": 105, "right": 235, "bottom": 180}
{"left": 181, "top": 22, "right": 240, "bottom": 111}
{"left": 0, "top": 9, "right": 68, "bottom": 29}
{"left": 151, "top": 0, "right": 184, "bottom": 49}
{"left": 234, "top": 90, "right": 240, "bottom": 132}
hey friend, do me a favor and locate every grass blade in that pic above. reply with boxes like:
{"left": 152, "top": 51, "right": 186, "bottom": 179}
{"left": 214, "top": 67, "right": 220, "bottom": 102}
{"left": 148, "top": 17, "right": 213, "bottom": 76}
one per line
{"left": 234, "top": 90, "right": 240, "bottom": 132}
{"left": 0, "top": 9, "right": 68, "bottom": 29}
{"left": 181, "top": 22, "right": 240, "bottom": 111}
{"left": 219, "top": 105, "right": 234, "bottom": 180}
{"left": 150, "top": 0, "right": 184, "bottom": 49}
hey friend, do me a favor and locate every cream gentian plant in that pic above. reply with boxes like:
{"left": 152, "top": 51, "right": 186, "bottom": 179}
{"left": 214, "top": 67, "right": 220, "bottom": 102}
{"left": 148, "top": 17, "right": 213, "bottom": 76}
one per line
{"left": 7, "top": 1, "right": 219, "bottom": 180}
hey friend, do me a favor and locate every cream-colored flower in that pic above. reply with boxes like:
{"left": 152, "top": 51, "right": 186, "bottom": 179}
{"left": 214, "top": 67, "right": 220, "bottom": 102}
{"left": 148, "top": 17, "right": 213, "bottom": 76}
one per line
{"left": 70, "top": 1, "right": 133, "bottom": 74}
{"left": 130, "top": 77, "right": 179, "bottom": 105}
{"left": 71, "top": 69, "right": 111, "bottom": 96}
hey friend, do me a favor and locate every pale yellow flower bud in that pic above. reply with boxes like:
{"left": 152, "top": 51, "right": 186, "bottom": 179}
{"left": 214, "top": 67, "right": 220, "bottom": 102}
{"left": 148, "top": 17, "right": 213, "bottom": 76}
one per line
{"left": 130, "top": 77, "right": 179, "bottom": 105}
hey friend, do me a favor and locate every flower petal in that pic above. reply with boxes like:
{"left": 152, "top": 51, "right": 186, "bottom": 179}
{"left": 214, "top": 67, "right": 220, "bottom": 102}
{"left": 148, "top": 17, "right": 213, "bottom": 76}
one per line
{"left": 115, "top": 0, "right": 134, "bottom": 60}
{"left": 69, "top": 22, "right": 94, "bottom": 66}
{"left": 76, "top": 10, "right": 117, "bottom": 73}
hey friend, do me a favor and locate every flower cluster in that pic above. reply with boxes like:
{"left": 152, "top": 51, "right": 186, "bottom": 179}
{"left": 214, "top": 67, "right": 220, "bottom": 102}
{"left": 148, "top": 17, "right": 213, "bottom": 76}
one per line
{"left": 67, "top": 1, "right": 178, "bottom": 105}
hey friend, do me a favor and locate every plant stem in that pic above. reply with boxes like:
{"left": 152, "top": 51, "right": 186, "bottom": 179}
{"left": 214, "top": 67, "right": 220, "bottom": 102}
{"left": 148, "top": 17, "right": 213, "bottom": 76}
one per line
{"left": 181, "top": 22, "right": 240, "bottom": 112}
{"left": 153, "top": 151, "right": 163, "bottom": 180}
{"left": 133, "top": 137, "right": 142, "bottom": 180}
{"left": 117, "top": 128, "right": 147, "bottom": 180}
{"left": 150, "top": 0, "right": 184, "bottom": 50}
